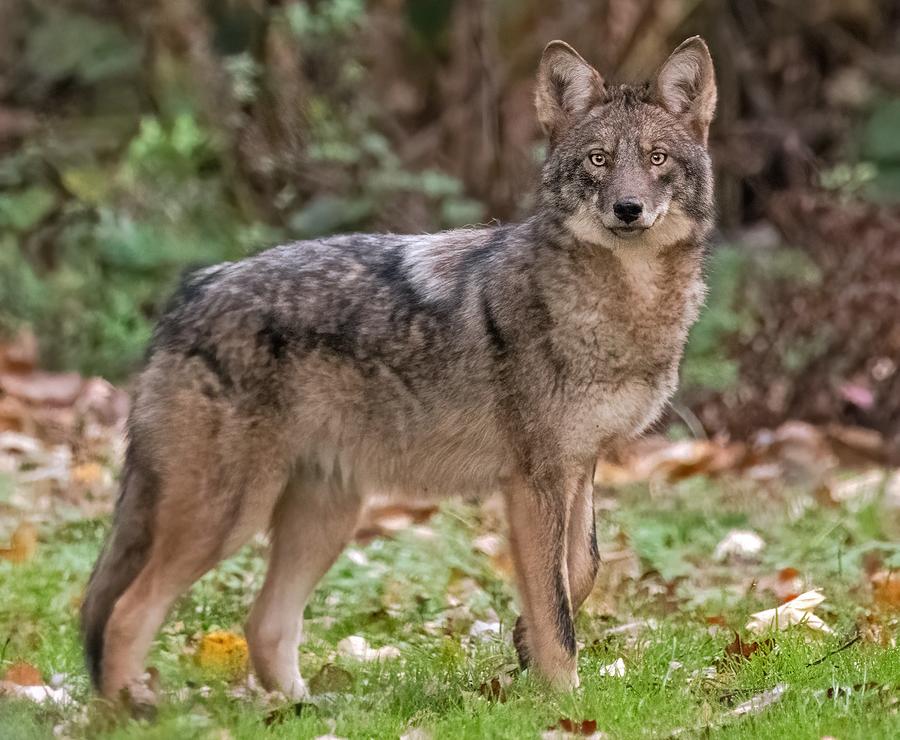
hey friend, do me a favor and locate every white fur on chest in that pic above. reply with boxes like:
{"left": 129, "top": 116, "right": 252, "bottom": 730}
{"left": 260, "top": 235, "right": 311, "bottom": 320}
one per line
{"left": 613, "top": 244, "right": 664, "bottom": 304}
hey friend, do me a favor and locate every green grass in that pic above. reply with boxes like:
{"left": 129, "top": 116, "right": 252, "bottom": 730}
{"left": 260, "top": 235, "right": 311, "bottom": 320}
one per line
{"left": 2, "top": 478, "right": 899, "bottom": 739}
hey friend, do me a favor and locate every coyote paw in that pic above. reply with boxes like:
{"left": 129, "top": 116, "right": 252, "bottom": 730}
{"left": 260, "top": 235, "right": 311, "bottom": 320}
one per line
{"left": 120, "top": 671, "right": 160, "bottom": 720}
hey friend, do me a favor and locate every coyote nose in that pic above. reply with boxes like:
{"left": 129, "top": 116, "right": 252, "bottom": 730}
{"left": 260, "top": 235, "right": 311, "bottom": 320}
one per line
{"left": 613, "top": 199, "right": 643, "bottom": 224}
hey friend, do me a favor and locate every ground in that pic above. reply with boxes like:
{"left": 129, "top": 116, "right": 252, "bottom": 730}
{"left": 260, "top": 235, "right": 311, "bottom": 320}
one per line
{"left": 2, "top": 443, "right": 899, "bottom": 739}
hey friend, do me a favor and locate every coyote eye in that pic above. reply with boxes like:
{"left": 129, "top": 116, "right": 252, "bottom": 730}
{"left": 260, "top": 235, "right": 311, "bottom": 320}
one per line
{"left": 650, "top": 150, "right": 667, "bottom": 166}
{"left": 588, "top": 151, "right": 606, "bottom": 167}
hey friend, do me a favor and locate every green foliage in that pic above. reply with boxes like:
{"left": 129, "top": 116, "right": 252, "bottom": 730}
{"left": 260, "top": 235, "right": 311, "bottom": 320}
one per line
{"left": 825, "top": 96, "right": 900, "bottom": 202}
{"left": 3, "top": 483, "right": 900, "bottom": 739}
{"left": 0, "top": 187, "right": 56, "bottom": 232}
{"left": 285, "top": 0, "right": 365, "bottom": 39}
{"left": 0, "top": 3, "right": 486, "bottom": 378}
{"left": 682, "top": 246, "right": 749, "bottom": 391}
{"left": 24, "top": 8, "right": 139, "bottom": 87}
{"left": 682, "top": 243, "right": 826, "bottom": 393}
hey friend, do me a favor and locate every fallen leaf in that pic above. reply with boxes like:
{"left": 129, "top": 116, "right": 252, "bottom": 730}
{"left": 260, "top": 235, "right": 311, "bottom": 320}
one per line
{"left": 546, "top": 718, "right": 600, "bottom": 736}
{"left": 336, "top": 635, "right": 401, "bottom": 662}
{"left": 730, "top": 684, "right": 788, "bottom": 716}
{"left": 713, "top": 530, "right": 765, "bottom": 561}
{"left": 871, "top": 571, "right": 900, "bottom": 612}
{"left": 478, "top": 673, "right": 513, "bottom": 702}
{"left": 469, "top": 620, "right": 501, "bottom": 641}
{"left": 0, "top": 330, "right": 37, "bottom": 374}
{"left": 0, "top": 371, "right": 83, "bottom": 406}
{"left": 757, "top": 567, "right": 804, "bottom": 603}
{"left": 746, "top": 589, "right": 833, "bottom": 634}
{"left": 2, "top": 661, "right": 42, "bottom": 686}
{"left": 308, "top": 663, "right": 353, "bottom": 695}
{"left": 0, "top": 681, "right": 72, "bottom": 705}
{"left": 71, "top": 461, "right": 104, "bottom": 486}
{"left": 598, "top": 657, "right": 626, "bottom": 677}
{"left": 825, "top": 424, "right": 887, "bottom": 466}
{"left": 722, "top": 633, "right": 773, "bottom": 662}
{"left": 473, "top": 533, "right": 504, "bottom": 557}
{"left": 0, "top": 522, "right": 38, "bottom": 563}
{"left": 194, "top": 631, "right": 249, "bottom": 679}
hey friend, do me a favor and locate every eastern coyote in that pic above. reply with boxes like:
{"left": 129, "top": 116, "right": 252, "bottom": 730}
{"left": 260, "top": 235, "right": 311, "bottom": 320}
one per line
{"left": 83, "top": 36, "right": 716, "bottom": 702}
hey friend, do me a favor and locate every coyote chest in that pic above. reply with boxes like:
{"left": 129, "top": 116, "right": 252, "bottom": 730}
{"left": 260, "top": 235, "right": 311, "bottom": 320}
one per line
{"left": 554, "top": 246, "right": 703, "bottom": 442}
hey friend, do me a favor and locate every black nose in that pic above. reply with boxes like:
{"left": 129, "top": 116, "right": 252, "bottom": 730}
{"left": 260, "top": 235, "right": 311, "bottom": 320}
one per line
{"left": 613, "top": 199, "right": 643, "bottom": 224}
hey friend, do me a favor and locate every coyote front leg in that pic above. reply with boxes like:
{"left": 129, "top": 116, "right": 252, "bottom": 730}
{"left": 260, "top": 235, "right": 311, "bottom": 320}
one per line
{"left": 512, "top": 464, "right": 596, "bottom": 676}
{"left": 505, "top": 470, "right": 580, "bottom": 690}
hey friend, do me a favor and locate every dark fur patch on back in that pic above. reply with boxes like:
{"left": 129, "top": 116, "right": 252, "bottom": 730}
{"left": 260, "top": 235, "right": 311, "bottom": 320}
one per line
{"left": 257, "top": 313, "right": 290, "bottom": 361}
{"left": 186, "top": 342, "right": 233, "bottom": 391}
{"left": 481, "top": 294, "right": 508, "bottom": 355}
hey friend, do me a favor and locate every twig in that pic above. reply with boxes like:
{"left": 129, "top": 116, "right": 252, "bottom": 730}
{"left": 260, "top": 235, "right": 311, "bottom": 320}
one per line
{"left": 805, "top": 633, "right": 861, "bottom": 668}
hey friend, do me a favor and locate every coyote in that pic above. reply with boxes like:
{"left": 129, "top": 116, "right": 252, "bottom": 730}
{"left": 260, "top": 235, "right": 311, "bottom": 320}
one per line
{"left": 83, "top": 37, "right": 716, "bottom": 702}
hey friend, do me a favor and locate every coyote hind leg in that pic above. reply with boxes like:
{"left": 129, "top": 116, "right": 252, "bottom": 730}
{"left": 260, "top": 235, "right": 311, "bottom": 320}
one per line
{"left": 100, "top": 460, "right": 289, "bottom": 701}
{"left": 246, "top": 469, "right": 362, "bottom": 698}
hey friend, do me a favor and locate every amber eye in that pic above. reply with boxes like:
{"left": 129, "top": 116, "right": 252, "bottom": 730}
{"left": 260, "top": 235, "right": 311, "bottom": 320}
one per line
{"left": 650, "top": 150, "right": 667, "bottom": 166}
{"left": 588, "top": 151, "right": 606, "bottom": 167}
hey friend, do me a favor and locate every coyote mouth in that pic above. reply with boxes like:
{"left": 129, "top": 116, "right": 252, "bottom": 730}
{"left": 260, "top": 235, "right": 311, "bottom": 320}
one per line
{"left": 609, "top": 225, "right": 648, "bottom": 237}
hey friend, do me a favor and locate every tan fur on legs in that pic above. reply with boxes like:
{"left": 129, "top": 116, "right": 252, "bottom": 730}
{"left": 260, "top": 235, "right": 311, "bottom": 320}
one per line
{"left": 567, "top": 469, "right": 599, "bottom": 613}
{"left": 99, "top": 460, "right": 289, "bottom": 700}
{"left": 246, "top": 472, "right": 362, "bottom": 699}
{"left": 505, "top": 473, "right": 579, "bottom": 691}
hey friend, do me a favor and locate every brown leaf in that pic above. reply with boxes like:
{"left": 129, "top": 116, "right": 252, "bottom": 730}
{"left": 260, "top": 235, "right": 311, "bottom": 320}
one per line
{"left": 825, "top": 424, "right": 887, "bottom": 466}
{"left": 757, "top": 566, "right": 804, "bottom": 603}
{"left": 354, "top": 501, "right": 439, "bottom": 542}
{"left": 478, "top": 673, "right": 513, "bottom": 702}
{"left": 548, "top": 718, "right": 599, "bottom": 735}
{"left": 0, "top": 371, "right": 83, "bottom": 406}
{"left": 722, "top": 633, "right": 773, "bottom": 662}
{"left": 0, "top": 330, "right": 37, "bottom": 374}
{"left": 2, "top": 661, "right": 42, "bottom": 686}
{"left": 0, "top": 522, "right": 38, "bottom": 563}
{"left": 871, "top": 571, "right": 900, "bottom": 612}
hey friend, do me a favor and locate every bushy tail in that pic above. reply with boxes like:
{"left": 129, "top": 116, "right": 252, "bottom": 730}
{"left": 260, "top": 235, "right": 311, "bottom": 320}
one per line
{"left": 81, "top": 453, "right": 158, "bottom": 690}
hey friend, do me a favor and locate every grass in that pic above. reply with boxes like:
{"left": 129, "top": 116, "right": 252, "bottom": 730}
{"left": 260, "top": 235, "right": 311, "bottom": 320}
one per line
{"left": 1, "top": 475, "right": 899, "bottom": 739}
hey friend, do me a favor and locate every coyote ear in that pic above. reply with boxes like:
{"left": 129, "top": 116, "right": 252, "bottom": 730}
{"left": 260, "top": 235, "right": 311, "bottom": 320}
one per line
{"left": 654, "top": 36, "right": 717, "bottom": 145}
{"left": 536, "top": 41, "right": 605, "bottom": 141}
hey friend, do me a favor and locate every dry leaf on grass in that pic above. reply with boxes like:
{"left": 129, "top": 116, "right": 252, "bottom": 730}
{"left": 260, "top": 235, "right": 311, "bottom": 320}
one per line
{"left": 730, "top": 683, "right": 787, "bottom": 716}
{"left": 598, "top": 657, "right": 626, "bottom": 677}
{"left": 757, "top": 566, "right": 804, "bottom": 603}
{"left": 194, "top": 631, "right": 249, "bottom": 679}
{"left": 0, "top": 681, "right": 73, "bottom": 705}
{"left": 713, "top": 530, "right": 765, "bottom": 561}
{"left": 746, "top": 589, "right": 833, "bottom": 634}
{"left": 336, "top": 635, "right": 401, "bottom": 661}
{"left": 544, "top": 718, "right": 606, "bottom": 738}
{"left": 870, "top": 570, "right": 900, "bottom": 612}
{"left": 0, "top": 522, "right": 37, "bottom": 563}
{"left": 478, "top": 672, "right": 513, "bottom": 702}
{"left": 722, "top": 633, "right": 774, "bottom": 662}
{"left": 2, "top": 661, "right": 42, "bottom": 686}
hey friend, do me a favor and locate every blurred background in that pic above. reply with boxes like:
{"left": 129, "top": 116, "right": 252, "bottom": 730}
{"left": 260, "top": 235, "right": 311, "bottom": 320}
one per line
{"left": 1, "top": 4, "right": 900, "bottom": 731}
{"left": 0, "top": 0, "right": 899, "bottom": 455}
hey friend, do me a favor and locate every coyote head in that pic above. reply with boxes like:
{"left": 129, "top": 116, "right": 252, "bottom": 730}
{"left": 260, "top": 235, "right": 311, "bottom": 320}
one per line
{"left": 535, "top": 37, "right": 717, "bottom": 250}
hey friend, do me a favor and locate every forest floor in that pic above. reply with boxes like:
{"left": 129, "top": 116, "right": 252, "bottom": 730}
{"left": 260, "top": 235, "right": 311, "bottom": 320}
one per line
{"left": 1, "top": 337, "right": 899, "bottom": 739}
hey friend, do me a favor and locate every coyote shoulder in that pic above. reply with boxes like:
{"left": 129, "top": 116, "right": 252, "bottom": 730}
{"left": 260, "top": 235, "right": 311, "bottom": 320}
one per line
{"left": 83, "top": 36, "right": 716, "bottom": 702}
